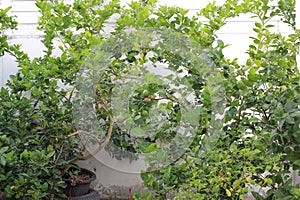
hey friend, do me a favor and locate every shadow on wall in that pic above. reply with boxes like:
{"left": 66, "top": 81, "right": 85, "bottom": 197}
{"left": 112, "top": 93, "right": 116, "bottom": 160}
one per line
{"left": 76, "top": 150, "right": 146, "bottom": 199}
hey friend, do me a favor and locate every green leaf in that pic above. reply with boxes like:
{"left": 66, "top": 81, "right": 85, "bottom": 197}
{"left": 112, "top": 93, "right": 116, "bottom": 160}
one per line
{"left": 265, "top": 24, "right": 275, "bottom": 28}
{"left": 253, "top": 28, "right": 260, "bottom": 33}
{"left": 141, "top": 192, "right": 152, "bottom": 200}
{"left": 131, "top": 127, "right": 146, "bottom": 137}
{"left": 226, "top": 189, "right": 231, "bottom": 197}
{"left": 255, "top": 22, "right": 262, "bottom": 28}
{"left": 293, "top": 159, "right": 300, "bottom": 166}
{"left": 6, "top": 152, "right": 14, "bottom": 161}
{"left": 2, "top": 6, "right": 12, "bottom": 15}
{"left": 251, "top": 191, "right": 264, "bottom": 200}
{"left": 0, "top": 156, "right": 6, "bottom": 166}
{"left": 0, "top": 147, "right": 9, "bottom": 154}
{"left": 142, "top": 143, "right": 158, "bottom": 153}
{"left": 248, "top": 67, "right": 259, "bottom": 82}
{"left": 41, "top": 182, "right": 48, "bottom": 191}
{"left": 253, "top": 38, "right": 260, "bottom": 45}
{"left": 7, "top": 126, "right": 18, "bottom": 133}
{"left": 291, "top": 187, "right": 300, "bottom": 197}
{"left": 31, "top": 114, "right": 43, "bottom": 119}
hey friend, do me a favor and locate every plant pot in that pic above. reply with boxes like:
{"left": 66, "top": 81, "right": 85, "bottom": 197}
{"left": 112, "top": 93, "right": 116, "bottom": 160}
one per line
{"left": 0, "top": 191, "right": 6, "bottom": 200}
{"left": 68, "top": 189, "right": 100, "bottom": 200}
{"left": 63, "top": 168, "right": 97, "bottom": 197}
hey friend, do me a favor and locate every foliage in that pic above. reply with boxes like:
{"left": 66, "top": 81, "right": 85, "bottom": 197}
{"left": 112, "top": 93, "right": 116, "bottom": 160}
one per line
{"left": 0, "top": 7, "right": 17, "bottom": 57}
{"left": 0, "top": 1, "right": 120, "bottom": 199}
{"left": 0, "top": 88, "right": 65, "bottom": 199}
{"left": 0, "top": 0, "right": 299, "bottom": 199}
{"left": 0, "top": 7, "right": 28, "bottom": 64}
{"left": 120, "top": 0, "right": 299, "bottom": 199}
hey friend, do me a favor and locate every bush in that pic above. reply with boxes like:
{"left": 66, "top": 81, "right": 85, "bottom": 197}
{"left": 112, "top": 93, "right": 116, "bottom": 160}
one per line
{"left": 0, "top": 0, "right": 299, "bottom": 199}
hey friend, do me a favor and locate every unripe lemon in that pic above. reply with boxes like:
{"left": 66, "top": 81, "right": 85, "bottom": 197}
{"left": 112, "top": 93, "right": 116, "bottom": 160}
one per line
{"left": 141, "top": 110, "right": 148, "bottom": 117}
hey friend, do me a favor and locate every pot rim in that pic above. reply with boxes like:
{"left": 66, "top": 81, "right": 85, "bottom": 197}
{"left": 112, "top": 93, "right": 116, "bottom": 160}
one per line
{"left": 63, "top": 168, "right": 96, "bottom": 184}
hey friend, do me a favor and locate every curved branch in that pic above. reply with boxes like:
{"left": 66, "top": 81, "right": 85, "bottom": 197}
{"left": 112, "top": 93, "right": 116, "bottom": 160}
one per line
{"left": 70, "top": 85, "right": 114, "bottom": 162}
{"left": 72, "top": 115, "right": 115, "bottom": 162}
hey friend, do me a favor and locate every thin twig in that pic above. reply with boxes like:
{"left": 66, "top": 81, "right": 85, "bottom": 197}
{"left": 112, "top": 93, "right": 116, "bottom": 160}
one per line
{"left": 50, "top": 130, "right": 96, "bottom": 139}
{"left": 261, "top": 106, "right": 269, "bottom": 120}
{"left": 166, "top": 94, "right": 189, "bottom": 111}
{"left": 55, "top": 144, "right": 64, "bottom": 164}
{"left": 235, "top": 97, "right": 244, "bottom": 128}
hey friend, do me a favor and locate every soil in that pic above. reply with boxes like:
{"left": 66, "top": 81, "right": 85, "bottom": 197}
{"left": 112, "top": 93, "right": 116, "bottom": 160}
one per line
{"left": 76, "top": 171, "right": 92, "bottom": 181}
{"left": 63, "top": 168, "right": 94, "bottom": 186}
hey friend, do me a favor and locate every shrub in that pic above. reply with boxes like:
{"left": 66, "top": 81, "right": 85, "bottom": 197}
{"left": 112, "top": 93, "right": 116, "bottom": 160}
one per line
{"left": 0, "top": 0, "right": 299, "bottom": 199}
